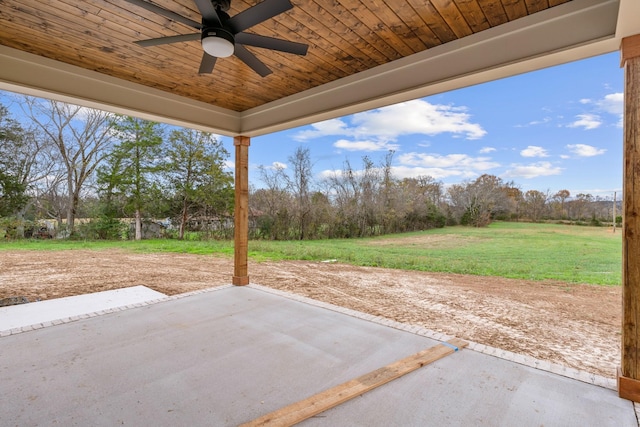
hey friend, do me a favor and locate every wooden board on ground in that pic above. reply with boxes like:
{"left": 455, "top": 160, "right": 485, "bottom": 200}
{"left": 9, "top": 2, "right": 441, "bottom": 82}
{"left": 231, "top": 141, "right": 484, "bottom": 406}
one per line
{"left": 241, "top": 338, "right": 468, "bottom": 427}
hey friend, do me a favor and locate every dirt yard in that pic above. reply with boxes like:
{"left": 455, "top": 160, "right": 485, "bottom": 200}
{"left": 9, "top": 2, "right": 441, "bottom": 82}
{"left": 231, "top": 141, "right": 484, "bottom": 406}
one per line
{"left": 0, "top": 249, "right": 620, "bottom": 378}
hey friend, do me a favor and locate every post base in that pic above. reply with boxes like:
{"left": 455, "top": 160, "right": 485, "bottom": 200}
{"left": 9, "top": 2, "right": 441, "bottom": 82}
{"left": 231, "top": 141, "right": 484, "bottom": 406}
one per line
{"left": 618, "top": 367, "right": 640, "bottom": 402}
{"left": 232, "top": 275, "right": 250, "bottom": 286}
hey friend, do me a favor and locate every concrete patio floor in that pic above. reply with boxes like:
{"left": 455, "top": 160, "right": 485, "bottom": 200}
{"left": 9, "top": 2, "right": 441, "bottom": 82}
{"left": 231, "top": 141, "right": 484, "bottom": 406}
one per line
{"left": 0, "top": 284, "right": 636, "bottom": 426}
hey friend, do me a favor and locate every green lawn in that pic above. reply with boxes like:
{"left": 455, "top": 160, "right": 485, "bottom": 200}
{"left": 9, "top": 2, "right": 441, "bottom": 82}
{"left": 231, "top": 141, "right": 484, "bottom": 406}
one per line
{"left": 0, "top": 222, "right": 622, "bottom": 286}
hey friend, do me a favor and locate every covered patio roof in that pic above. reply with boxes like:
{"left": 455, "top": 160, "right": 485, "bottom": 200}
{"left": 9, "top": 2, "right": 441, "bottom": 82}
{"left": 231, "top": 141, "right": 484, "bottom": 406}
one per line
{"left": 0, "top": 0, "right": 636, "bottom": 136}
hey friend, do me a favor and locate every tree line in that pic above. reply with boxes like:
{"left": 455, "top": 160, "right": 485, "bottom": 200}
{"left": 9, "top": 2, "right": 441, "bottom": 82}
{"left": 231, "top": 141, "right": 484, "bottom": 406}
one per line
{"left": 250, "top": 147, "right": 619, "bottom": 240}
{"left": 1, "top": 96, "right": 619, "bottom": 240}
{"left": 0, "top": 97, "right": 233, "bottom": 239}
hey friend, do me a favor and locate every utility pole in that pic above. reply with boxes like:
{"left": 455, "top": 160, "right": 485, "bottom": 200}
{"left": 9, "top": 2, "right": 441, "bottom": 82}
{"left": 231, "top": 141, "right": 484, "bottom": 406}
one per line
{"left": 613, "top": 191, "right": 617, "bottom": 233}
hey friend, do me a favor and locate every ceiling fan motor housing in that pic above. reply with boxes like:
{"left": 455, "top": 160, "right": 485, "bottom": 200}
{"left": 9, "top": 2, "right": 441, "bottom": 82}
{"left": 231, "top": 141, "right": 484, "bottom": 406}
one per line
{"left": 201, "top": 27, "right": 235, "bottom": 57}
{"left": 211, "top": 0, "right": 231, "bottom": 12}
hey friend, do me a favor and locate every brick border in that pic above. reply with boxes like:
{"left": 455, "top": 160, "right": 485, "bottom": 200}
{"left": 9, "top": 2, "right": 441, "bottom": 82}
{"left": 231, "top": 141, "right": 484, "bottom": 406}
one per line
{"left": 248, "top": 283, "right": 618, "bottom": 392}
{"left": 0, "top": 284, "right": 233, "bottom": 338}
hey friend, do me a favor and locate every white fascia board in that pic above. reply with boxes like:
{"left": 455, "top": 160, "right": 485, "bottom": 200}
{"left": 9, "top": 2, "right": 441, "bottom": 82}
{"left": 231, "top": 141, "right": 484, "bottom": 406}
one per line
{"left": 0, "top": 46, "right": 241, "bottom": 135}
{"left": 241, "top": 0, "right": 620, "bottom": 137}
{"left": 616, "top": 0, "right": 640, "bottom": 39}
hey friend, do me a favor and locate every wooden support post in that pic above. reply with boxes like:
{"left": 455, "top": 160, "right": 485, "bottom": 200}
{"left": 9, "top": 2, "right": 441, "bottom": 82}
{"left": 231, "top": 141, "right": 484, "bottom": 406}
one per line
{"left": 620, "top": 34, "right": 640, "bottom": 402}
{"left": 233, "top": 136, "right": 250, "bottom": 286}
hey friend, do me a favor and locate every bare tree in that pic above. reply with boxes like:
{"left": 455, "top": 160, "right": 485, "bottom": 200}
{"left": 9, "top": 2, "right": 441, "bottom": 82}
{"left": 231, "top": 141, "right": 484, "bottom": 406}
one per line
{"left": 324, "top": 160, "right": 360, "bottom": 237}
{"left": 358, "top": 156, "right": 381, "bottom": 236}
{"left": 553, "top": 189, "right": 571, "bottom": 219}
{"left": 254, "top": 163, "right": 292, "bottom": 239}
{"left": 570, "top": 193, "right": 593, "bottom": 221}
{"left": 288, "top": 147, "right": 313, "bottom": 240}
{"left": 0, "top": 102, "right": 64, "bottom": 236}
{"left": 398, "top": 176, "right": 445, "bottom": 232}
{"left": 503, "top": 185, "right": 523, "bottom": 221}
{"left": 447, "top": 174, "right": 510, "bottom": 227}
{"left": 523, "top": 190, "right": 548, "bottom": 222}
{"left": 22, "top": 97, "right": 114, "bottom": 235}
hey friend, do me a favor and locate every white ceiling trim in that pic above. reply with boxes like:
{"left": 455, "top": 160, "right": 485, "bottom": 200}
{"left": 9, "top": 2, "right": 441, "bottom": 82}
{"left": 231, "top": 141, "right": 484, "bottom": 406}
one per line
{"left": 0, "top": 46, "right": 241, "bottom": 134}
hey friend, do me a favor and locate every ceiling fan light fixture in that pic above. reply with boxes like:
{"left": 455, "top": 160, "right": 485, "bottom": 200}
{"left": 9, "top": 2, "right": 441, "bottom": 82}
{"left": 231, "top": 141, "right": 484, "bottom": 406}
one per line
{"left": 202, "top": 28, "right": 234, "bottom": 58}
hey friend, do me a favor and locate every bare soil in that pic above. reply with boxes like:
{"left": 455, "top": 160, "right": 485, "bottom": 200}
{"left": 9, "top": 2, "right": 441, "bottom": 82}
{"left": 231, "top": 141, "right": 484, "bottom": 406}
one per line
{"left": 0, "top": 249, "right": 620, "bottom": 378}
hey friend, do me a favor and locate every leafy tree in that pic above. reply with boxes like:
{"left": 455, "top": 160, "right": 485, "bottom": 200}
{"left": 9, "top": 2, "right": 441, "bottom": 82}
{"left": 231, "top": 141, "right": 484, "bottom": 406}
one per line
{"left": 0, "top": 170, "right": 28, "bottom": 217}
{"left": 163, "top": 128, "right": 232, "bottom": 239}
{"left": 0, "top": 105, "right": 29, "bottom": 217}
{"left": 98, "top": 116, "right": 164, "bottom": 240}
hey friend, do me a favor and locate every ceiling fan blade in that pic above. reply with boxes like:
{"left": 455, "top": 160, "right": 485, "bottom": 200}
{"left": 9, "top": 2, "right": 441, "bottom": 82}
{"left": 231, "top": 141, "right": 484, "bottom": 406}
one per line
{"left": 136, "top": 33, "right": 201, "bottom": 47}
{"left": 124, "top": 0, "right": 201, "bottom": 29}
{"left": 198, "top": 52, "right": 217, "bottom": 74}
{"left": 193, "top": 0, "right": 222, "bottom": 27}
{"left": 227, "top": 0, "right": 293, "bottom": 34}
{"left": 235, "top": 33, "right": 307, "bottom": 55}
{"left": 234, "top": 44, "right": 272, "bottom": 77}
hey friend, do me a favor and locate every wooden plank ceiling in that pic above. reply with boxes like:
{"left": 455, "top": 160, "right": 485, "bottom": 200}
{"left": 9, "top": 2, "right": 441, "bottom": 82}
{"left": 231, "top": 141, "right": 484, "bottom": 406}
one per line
{"left": 0, "top": 0, "right": 570, "bottom": 112}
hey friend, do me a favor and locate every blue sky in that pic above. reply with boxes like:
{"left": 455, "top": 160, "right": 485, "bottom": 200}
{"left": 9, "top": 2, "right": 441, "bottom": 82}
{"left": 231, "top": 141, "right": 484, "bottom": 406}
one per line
{"left": 225, "top": 52, "right": 623, "bottom": 198}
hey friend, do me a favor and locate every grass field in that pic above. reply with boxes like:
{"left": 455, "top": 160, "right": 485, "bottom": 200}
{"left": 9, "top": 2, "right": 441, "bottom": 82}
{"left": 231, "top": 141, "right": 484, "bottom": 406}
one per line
{"left": 0, "top": 222, "right": 622, "bottom": 286}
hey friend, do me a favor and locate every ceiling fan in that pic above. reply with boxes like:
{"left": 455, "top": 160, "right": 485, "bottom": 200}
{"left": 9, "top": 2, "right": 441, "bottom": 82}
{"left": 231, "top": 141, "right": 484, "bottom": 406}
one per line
{"left": 126, "top": 0, "right": 308, "bottom": 77}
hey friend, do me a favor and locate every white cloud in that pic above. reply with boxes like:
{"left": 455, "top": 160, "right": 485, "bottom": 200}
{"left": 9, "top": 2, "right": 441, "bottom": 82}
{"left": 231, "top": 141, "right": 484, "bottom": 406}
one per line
{"left": 397, "top": 152, "right": 499, "bottom": 171}
{"left": 528, "top": 117, "right": 552, "bottom": 126}
{"left": 503, "top": 162, "right": 563, "bottom": 179}
{"left": 320, "top": 151, "right": 499, "bottom": 182}
{"left": 390, "top": 166, "right": 475, "bottom": 180}
{"left": 334, "top": 139, "right": 399, "bottom": 152}
{"left": 479, "top": 147, "right": 496, "bottom": 154}
{"left": 567, "top": 114, "right": 602, "bottom": 130}
{"left": 596, "top": 92, "right": 623, "bottom": 115}
{"left": 520, "top": 145, "right": 549, "bottom": 158}
{"left": 294, "top": 119, "right": 349, "bottom": 141}
{"left": 597, "top": 93, "right": 623, "bottom": 127}
{"left": 319, "top": 165, "right": 474, "bottom": 181}
{"left": 566, "top": 144, "right": 606, "bottom": 157}
{"left": 294, "top": 99, "right": 486, "bottom": 144}
{"left": 351, "top": 100, "right": 486, "bottom": 140}
{"left": 258, "top": 161, "right": 287, "bottom": 170}
{"left": 574, "top": 92, "right": 623, "bottom": 128}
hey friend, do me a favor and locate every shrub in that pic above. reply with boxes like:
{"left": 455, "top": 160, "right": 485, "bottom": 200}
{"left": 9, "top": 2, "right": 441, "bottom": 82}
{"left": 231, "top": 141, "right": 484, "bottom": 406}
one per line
{"left": 77, "top": 216, "right": 127, "bottom": 240}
